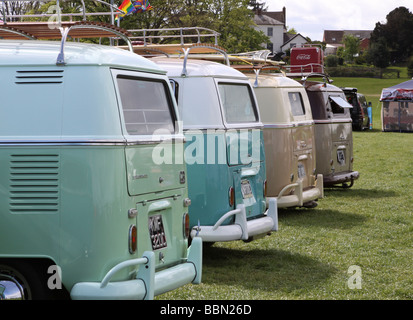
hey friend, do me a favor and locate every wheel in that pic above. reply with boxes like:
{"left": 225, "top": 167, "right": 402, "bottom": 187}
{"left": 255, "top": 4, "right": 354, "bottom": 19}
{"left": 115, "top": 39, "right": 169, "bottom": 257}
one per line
{"left": 0, "top": 260, "right": 52, "bottom": 300}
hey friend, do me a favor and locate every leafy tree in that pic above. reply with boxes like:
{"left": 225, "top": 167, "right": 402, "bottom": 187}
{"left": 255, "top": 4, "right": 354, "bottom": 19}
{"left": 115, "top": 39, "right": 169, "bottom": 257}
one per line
{"left": 367, "top": 36, "right": 390, "bottom": 68}
{"left": 342, "top": 34, "right": 361, "bottom": 63}
{"left": 370, "top": 6, "right": 413, "bottom": 64}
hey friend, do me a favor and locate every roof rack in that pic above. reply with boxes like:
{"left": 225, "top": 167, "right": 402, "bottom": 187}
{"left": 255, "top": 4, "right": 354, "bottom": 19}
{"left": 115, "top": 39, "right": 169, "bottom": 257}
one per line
{"left": 300, "top": 72, "right": 333, "bottom": 88}
{"left": 0, "top": 0, "right": 133, "bottom": 65}
{"left": 283, "top": 63, "right": 326, "bottom": 78}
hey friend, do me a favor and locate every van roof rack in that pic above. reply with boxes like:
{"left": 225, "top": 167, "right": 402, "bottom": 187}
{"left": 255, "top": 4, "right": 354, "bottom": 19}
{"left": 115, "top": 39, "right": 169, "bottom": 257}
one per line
{"left": 301, "top": 72, "right": 333, "bottom": 88}
{"left": 0, "top": 0, "right": 133, "bottom": 65}
{"left": 283, "top": 64, "right": 326, "bottom": 78}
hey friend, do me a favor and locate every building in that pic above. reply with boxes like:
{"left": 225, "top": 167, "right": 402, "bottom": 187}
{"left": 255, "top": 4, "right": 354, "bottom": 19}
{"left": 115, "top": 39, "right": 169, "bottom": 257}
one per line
{"left": 253, "top": 7, "right": 308, "bottom": 55}
{"left": 323, "top": 30, "right": 372, "bottom": 55}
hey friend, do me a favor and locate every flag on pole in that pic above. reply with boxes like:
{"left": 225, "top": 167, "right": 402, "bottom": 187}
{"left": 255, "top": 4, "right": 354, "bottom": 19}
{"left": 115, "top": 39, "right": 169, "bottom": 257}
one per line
{"left": 115, "top": 0, "right": 153, "bottom": 21}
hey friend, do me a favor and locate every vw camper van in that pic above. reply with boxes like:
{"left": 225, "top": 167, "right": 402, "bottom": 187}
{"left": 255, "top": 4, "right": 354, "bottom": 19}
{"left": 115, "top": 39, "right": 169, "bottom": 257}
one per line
{"left": 0, "top": 39, "right": 202, "bottom": 300}
{"left": 302, "top": 75, "right": 359, "bottom": 188}
{"left": 152, "top": 56, "right": 278, "bottom": 243}
{"left": 247, "top": 73, "right": 323, "bottom": 208}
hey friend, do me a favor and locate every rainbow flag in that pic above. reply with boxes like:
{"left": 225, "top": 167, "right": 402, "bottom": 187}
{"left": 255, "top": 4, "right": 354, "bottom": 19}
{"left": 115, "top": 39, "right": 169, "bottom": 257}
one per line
{"left": 115, "top": 0, "right": 153, "bottom": 21}
{"left": 135, "top": 0, "right": 153, "bottom": 13}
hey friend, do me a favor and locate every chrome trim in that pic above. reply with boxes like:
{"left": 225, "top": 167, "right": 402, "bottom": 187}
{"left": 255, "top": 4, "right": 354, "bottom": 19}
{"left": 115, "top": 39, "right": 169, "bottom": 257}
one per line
{"left": 314, "top": 119, "right": 352, "bottom": 124}
{"left": 0, "top": 137, "right": 185, "bottom": 146}
{"left": 264, "top": 121, "right": 315, "bottom": 129}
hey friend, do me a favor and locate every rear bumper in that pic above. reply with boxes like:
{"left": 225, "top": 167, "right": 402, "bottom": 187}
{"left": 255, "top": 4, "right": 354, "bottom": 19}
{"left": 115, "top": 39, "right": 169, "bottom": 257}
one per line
{"left": 324, "top": 171, "right": 359, "bottom": 187}
{"left": 190, "top": 198, "right": 278, "bottom": 242}
{"left": 276, "top": 174, "right": 324, "bottom": 208}
{"left": 70, "top": 237, "right": 202, "bottom": 300}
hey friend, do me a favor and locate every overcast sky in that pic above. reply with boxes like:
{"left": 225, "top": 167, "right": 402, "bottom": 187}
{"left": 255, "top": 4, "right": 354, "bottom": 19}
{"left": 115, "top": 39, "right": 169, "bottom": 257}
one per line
{"left": 265, "top": 0, "right": 413, "bottom": 41}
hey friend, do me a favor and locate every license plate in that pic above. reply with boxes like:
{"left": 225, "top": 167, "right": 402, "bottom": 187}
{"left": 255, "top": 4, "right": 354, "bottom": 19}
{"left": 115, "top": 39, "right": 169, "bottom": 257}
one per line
{"left": 337, "top": 150, "right": 346, "bottom": 166}
{"left": 148, "top": 215, "right": 167, "bottom": 250}
{"left": 298, "top": 163, "right": 306, "bottom": 178}
{"left": 241, "top": 180, "right": 253, "bottom": 199}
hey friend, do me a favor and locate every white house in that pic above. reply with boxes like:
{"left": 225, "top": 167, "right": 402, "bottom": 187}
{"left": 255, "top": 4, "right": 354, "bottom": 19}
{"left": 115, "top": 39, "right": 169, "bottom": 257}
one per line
{"left": 253, "top": 7, "right": 308, "bottom": 55}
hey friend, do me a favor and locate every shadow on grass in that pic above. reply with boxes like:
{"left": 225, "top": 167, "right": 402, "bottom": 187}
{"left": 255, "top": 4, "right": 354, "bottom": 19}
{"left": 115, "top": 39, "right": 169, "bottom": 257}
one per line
{"left": 324, "top": 187, "right": 398, "bottom": 199}
{"left": 202, "top": 245, "right": 337, "bottom": 294}
{"left": 278, "top": 208, "right": 368, "bottom": 230}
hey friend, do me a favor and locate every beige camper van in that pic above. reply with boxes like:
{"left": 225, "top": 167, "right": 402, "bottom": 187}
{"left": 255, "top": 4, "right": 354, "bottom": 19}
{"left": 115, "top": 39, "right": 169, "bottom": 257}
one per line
{"left": 248, "top": 73, "right": 323, "bottom": 208}
{"left": 302, "top": 76, "right": 359, "bottom": 188}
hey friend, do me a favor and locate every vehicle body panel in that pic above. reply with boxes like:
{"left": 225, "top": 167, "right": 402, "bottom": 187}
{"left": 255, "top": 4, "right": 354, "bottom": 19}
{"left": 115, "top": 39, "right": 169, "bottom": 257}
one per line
{"left": 248, "top": 74, "right": 323, "bottom": 208}
{"left": 0, "top": 40, "right": 201, "bottom": 300}
{"left": 304, "top": 81, "right": 359, "bottom": 187}
{"left": 152, "top": 58, "right": 278, "bottom": 242}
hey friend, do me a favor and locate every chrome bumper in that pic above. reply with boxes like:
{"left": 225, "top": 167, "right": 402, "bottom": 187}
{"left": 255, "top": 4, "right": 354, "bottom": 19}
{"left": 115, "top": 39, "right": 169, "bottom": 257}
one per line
{"left": 70, "top": 237, "right": 202, "bottom": 300}
{"left": 190, "top": 198, "right": 278, "bottom": 242}
{"left": 276, "top": 174, "right": 324, "bottom": 208}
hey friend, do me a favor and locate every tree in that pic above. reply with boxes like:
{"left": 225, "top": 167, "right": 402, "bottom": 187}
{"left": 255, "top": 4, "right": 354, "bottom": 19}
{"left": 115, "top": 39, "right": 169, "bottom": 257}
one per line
{"left": 370, "top": 6, "right": 413, "bottom": 64}
{"left": 367, "top": 36, "right": 390, "bottom": 68}
{"left": 342, "top": 34, "right": 360, "bottom": 63}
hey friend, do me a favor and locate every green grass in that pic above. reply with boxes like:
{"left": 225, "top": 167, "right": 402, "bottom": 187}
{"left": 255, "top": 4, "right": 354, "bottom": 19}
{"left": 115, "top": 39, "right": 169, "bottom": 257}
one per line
{"left": 159, "top": 75, "right": 413, "bottom": 300}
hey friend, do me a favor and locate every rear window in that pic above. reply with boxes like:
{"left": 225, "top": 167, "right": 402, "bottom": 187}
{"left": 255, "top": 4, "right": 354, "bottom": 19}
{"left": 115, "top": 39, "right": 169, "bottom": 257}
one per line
{"left": 288, "top": 92, "right": 306, "bottom": 116}
{"left": 117, "top": 76, "right": 175, "bottom": 135}
{"left": 307, "top": 91, "right": 327, "bottom": 120}
{"left": 218, "top": 83, "right": 258, "bottom": 123}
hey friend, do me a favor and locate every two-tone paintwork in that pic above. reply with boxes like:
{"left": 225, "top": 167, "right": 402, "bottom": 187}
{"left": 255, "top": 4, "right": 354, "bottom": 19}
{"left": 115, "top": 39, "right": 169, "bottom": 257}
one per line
{"left": 152, "top": 58, "right": 278, "bottom": 243}
{"left": 248, "top": 74, "right": 323, "bottom": 208}
{"left": 303, "top": 80, "right": 359, "bottom": 187}
{"left": 0, "top": 40, "right": 201, "bottom": 299}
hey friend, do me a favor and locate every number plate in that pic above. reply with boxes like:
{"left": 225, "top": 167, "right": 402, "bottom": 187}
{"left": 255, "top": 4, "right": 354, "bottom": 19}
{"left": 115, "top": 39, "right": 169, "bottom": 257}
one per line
{"left": 148, "top": 215, "right": 167, "bottom": 250}
{"left": 241, "top": 180, "right": 253, "bottom": 199}
{"left": 298, "top": 163, "right": 306, "bottom": 178}
{"left": 337, "top": 150, "right": 346, "bottom": 166}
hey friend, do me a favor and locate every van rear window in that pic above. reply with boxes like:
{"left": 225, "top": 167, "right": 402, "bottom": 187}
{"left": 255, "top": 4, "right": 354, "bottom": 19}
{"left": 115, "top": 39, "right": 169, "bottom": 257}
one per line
{"left": 288, "top": 92, "right": 306, "bottom": 116}
{"left": 218, "top": 83, "right": 258, "bottom": 124}
{"left": 117, "top": 76, "right": 175, "bottom": 135}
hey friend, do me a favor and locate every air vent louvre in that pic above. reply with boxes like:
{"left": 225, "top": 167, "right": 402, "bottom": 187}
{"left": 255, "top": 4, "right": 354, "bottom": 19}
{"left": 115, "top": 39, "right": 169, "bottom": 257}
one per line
{"left": 9, "top": 154, "right": 60, "bottom": 213}
{"left": 15, "top": 70, "right": 64, "bottom": 84}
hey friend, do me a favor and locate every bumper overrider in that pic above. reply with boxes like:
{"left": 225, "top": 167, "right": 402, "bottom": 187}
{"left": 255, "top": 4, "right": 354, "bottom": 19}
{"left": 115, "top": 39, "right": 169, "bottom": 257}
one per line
{"left": 324, "top": 171, "right": 360, "bottom": 187}
{"left": 190, "top": 198, "right": 278, "bottom": 242}
{"left": 70, "top": 237, "right": 202, "bottom": 300}
{"left": 277, "top": 174, "right": 324, "bottom": 208}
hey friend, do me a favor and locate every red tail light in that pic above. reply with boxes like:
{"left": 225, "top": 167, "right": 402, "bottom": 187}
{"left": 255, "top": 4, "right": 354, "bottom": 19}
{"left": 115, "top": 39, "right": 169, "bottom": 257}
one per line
{"left": 183, "top": 213, "right": 190, "bottom": 239}
{"left": 129, "top": 225, "right": 137, "bottom": 254}
{"left": 228, "top": 186, "right": 235, "bottom": 207}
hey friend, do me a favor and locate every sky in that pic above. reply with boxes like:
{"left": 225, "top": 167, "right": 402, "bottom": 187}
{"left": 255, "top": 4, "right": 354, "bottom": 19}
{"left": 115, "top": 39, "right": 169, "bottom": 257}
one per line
{"left": 264, "top": 0, "right": 413, "bottom": 41}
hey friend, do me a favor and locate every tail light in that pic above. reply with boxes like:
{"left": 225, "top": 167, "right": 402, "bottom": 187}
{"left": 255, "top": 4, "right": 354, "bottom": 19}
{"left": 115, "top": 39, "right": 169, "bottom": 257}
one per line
{"left": 129, "top": 225, "right": 137, "bottom": 254}
{"left": 228, "top": 186, "right": 235, "bottom": 207}
{"left": 183, "top": 213, "right": 190, "bottom": 239}
{"left": 263, "top": 179, "right": 267, "bottom": 197}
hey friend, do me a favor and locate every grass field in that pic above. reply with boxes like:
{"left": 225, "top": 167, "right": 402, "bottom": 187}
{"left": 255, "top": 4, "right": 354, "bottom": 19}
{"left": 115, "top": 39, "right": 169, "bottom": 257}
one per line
{"left": 159, "top": 74, "right": 413, "bottom": 300}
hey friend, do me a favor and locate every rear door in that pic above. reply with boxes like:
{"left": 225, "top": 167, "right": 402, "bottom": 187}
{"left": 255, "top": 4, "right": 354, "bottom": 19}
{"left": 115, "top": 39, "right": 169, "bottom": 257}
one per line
{"left": 288, "top": 91, "right": 314, "bottom": 188}
{"left": 216, "top": 80, "right": 265, "bottom": 219}
{"left": 329, "top": 95, "right": 353, "bottom": 173}
{"left": 112, "top": 69, "right": 187, "bottom": 265}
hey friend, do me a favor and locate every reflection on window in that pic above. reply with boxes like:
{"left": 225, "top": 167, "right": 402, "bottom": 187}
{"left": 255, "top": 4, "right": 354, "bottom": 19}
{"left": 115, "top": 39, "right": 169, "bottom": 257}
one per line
{"left": 288, "top": 92, "right": 306, "bottom": 116}
{"left": 218, "top": 83, "right": 258, "bottom": 124}
{"left": 117, "top": 77, "right": 174, "bottom": 135}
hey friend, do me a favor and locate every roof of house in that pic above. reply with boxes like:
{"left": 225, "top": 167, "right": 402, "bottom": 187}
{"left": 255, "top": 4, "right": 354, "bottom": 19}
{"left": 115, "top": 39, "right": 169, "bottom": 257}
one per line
{"left": 254, "top": 13, "right": 284, "bottom": 26}
{"left": 253, "top": 7, "right": 286, "bottom": 27}
{"left": 283, "top": 33, "right": 308, "bottom": 47}
{"left": 323, "top": 30, "right": 373, "bottom": 44}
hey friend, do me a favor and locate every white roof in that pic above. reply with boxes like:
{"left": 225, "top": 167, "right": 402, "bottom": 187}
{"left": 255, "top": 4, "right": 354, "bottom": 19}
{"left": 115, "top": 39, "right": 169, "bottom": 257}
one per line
{"left": 151, "top": 57, "right": 248, "bottom": 79}
{"left": 0, "top": 40, "right": 163, "bottom": 73}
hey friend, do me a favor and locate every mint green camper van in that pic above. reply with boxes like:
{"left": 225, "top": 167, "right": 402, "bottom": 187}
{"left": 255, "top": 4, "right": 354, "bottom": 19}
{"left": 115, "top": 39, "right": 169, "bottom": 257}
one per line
{"left": 0, "top": 40, "right": 201, "bottom": 300}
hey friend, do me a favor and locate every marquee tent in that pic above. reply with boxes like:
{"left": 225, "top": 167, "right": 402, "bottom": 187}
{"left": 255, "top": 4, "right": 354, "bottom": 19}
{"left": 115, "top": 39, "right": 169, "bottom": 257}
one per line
{"left": 380, "top": 79, "right": 413, "bottom": 132}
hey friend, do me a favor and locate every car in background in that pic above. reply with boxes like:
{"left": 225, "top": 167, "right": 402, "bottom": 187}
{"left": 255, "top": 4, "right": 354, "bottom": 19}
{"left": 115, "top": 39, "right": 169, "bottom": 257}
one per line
{"left": 342, "top": 87, "right": 370, "bottom": 131}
